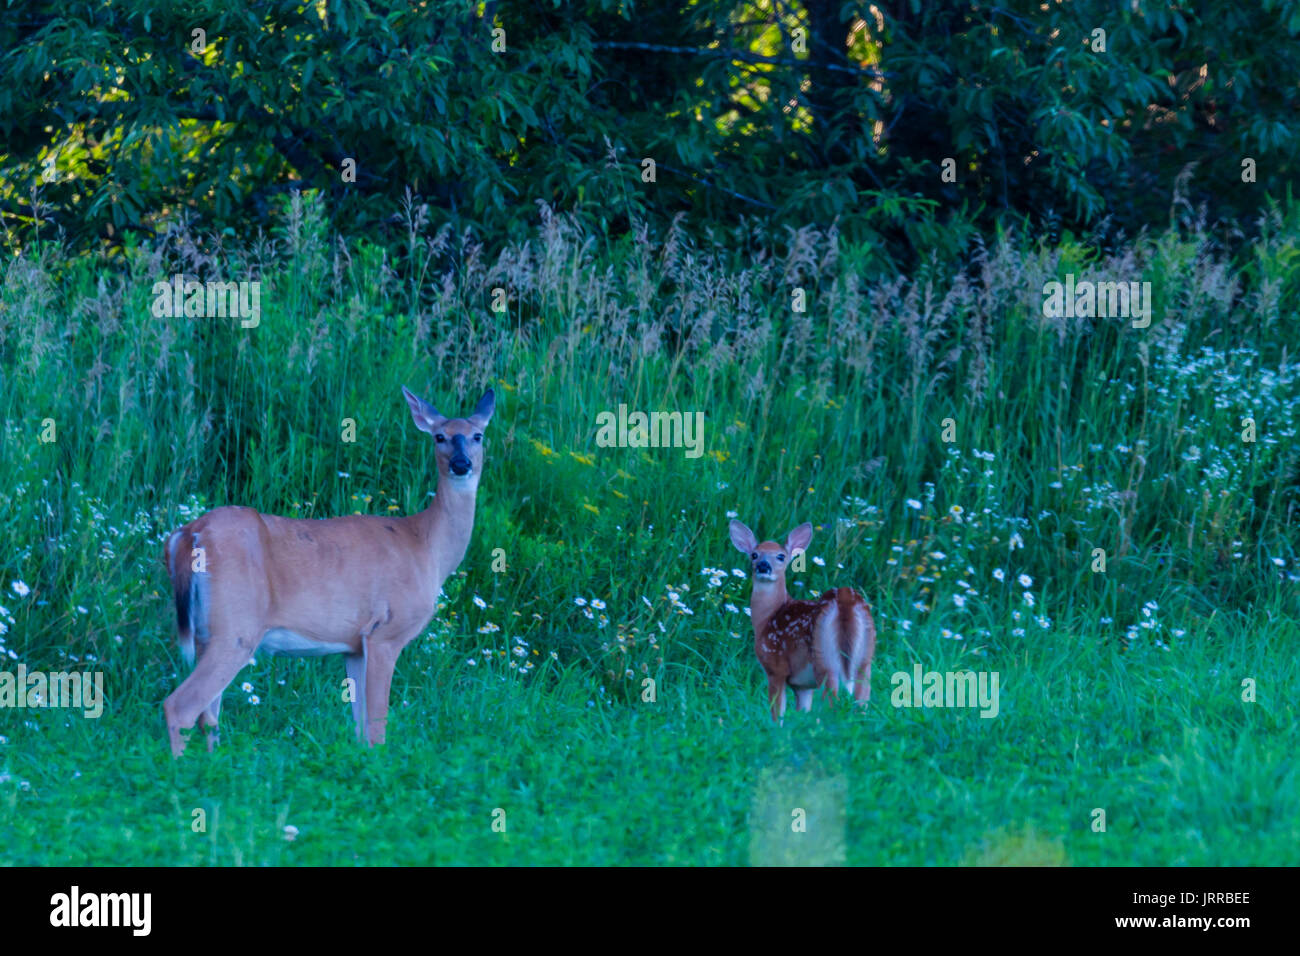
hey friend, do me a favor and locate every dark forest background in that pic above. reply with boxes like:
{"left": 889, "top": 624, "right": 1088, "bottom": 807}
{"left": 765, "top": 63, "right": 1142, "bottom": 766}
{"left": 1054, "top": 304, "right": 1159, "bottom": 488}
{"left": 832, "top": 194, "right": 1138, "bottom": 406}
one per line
{"left": 3, "top": 0, "right": 1297, "bottom": 264}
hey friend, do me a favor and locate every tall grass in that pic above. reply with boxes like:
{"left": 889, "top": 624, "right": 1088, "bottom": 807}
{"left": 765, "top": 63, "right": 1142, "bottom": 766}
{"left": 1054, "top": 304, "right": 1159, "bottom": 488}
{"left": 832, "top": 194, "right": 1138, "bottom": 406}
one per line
{"left": 0, "top": 193, "right": 1297, "bottom": 864}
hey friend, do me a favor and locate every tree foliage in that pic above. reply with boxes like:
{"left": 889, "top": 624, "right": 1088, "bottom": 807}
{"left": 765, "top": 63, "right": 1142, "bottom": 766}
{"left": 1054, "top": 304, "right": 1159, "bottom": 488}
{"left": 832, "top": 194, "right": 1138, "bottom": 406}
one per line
{"left": 2, "top": 0, "right": 1297, "bottom": 253}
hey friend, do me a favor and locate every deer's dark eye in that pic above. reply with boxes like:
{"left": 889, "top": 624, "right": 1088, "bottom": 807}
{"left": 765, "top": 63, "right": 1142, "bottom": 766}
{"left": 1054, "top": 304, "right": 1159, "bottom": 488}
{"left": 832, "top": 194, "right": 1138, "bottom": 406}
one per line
{"left": 473, "top": 434, "right": 483, "bottom": 442}
{"left": 778, "top": 554, "right": 786, "bottom": 562}
{"left": 435, "top": 434, "right": 446, "bottom": 443}
{"left": 751, "top": 552, "right": 758, "bottom": 560}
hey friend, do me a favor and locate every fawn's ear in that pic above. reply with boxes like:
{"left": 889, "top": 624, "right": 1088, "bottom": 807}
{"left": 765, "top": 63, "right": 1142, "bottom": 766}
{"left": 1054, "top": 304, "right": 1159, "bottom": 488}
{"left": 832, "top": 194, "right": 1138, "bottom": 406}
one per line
{"left": 402, "top": 386, "right": 445, "bottom": 436}
{"left": 471, "top": 388, "right": 496, "bottom": 426}
{"left": 784, "top": 522, "right": 813, "bottom": 556}
{"left": 729, "top": 519, "right": 758, "bottom": 555}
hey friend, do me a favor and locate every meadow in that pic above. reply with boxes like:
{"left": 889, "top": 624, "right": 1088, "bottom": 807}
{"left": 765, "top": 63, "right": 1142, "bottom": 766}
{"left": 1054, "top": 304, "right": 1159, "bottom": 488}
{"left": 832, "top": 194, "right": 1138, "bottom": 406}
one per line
{"left": 1, "top": 194, "right": 1298, "bottom": 865}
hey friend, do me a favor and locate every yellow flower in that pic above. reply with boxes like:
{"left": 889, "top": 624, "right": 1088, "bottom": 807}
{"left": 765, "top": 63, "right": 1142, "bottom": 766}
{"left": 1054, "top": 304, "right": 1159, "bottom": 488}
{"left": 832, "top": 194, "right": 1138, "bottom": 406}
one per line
{"left": 570, "top": 452, "right": 596, "bottom": 466}
{"left": 582, "top": 503, "right": 600, "bottom": 514}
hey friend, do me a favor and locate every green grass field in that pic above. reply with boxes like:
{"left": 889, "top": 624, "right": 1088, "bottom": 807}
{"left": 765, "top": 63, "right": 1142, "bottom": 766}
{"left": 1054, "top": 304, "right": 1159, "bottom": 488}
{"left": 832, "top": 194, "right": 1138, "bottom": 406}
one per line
{"left": 1, "top": 195, "right": 1298, "bottom": 865}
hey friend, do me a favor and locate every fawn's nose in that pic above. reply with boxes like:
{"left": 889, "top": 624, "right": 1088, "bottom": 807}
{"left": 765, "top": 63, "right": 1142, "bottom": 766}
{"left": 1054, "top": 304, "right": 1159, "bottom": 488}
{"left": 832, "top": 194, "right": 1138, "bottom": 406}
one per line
{"left": 755, "top": 559, "right": 772, "bottom": 574}
{"left": 449, "top": 456, "right": 472, "bottom": 476}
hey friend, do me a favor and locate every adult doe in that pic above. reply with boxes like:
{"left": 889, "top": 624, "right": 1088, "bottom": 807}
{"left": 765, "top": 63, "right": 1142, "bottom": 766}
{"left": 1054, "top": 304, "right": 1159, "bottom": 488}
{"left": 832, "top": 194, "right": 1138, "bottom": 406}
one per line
{"left": 161, "top": 386, "right": 495, "bottom": 756}
{"left": 728, "top": 519, "right": 875, "bottom": 721}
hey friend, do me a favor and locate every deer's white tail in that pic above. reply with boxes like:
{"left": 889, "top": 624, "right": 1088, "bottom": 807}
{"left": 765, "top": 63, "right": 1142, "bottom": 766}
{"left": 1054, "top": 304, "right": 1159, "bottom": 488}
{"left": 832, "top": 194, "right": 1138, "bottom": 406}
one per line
{"left": 815, "top": 588, "right": 873, "bottom": 690}
{"left": 165, "top": 528, "right": 196, "bottom": 668}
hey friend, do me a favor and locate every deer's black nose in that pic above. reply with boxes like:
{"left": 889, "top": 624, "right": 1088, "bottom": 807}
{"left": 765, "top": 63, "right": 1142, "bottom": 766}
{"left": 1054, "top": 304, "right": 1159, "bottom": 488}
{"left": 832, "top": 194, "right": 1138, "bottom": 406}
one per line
{"left": 755, "top": 559, "right": 771, "bottom": 574}
{"left": 449, "top": 457, "right": 472, "bottom": 476}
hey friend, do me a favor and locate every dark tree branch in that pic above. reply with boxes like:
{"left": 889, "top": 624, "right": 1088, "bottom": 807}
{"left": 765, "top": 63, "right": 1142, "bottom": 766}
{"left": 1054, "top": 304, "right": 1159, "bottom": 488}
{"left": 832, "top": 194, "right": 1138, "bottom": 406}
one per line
{"left": 592, "top": 40, "right": 890, "bottom": 80}
{"left": 655, "top": 161, "right": 777, "bottom": 210}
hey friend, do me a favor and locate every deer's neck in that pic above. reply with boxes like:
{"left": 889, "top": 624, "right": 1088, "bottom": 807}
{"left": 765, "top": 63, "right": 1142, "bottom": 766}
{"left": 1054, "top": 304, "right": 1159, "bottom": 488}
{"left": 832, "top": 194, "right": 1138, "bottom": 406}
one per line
{"left": 749, "top": 580, "right": 791, "bottom": 639}
{"left": 420, "top": 479, "right": 479, "bottom": 586}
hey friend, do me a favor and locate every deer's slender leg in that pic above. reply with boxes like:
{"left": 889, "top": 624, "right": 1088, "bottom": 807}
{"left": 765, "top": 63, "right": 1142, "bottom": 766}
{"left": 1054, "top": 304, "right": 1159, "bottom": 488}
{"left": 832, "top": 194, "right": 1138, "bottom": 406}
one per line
{"left": 767, "top": 672, "right": 788, "bottom": 723}
{"left": 363, "top": 630, "right": 420, "bottom": 746}
{"left": 345, "top": 645, "right": 368, "bottom": 742}
{"left": 854, "top": 660, "right": 872, "bottom": 705}
{"left": 164, "top": 631, "right": 256, "bottom": 757}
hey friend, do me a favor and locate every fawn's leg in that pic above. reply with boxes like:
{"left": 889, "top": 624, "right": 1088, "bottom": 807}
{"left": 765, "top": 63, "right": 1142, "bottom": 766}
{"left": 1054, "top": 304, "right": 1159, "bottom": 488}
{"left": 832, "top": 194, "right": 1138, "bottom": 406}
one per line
{"left": 853, "top": 659, "right": 872, "bottom": 705}
{"left": 767, "top": 672, "right": 788, "bottom": 723}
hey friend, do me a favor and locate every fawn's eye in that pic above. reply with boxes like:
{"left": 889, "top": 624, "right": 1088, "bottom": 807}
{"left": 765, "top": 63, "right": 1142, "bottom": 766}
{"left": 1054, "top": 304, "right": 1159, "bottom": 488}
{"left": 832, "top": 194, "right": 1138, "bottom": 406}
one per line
{"left": 750, "top": 552, "right": 758, "bottom": 560}
{"left": 435, "top": 434, "right": 446, "bottom": 443}
{"left": 778, "top": 554, "right": 786, "bottom": 562}
{"left": 473, "top": 434, "right": 483, "bottom": 442}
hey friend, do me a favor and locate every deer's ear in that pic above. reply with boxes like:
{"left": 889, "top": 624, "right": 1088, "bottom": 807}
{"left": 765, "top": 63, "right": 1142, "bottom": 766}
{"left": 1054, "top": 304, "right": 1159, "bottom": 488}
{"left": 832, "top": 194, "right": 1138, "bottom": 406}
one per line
{"left": 729, "top": 519, "right": 758, "bottom": 555}
{"left": 784, "top": 522, "right": 813, "bottom": 556}
{"left": 402, "top": 386, "right": 445, "bottom": 436}
{"left": 471, "top": 388, "right": 496, "bottom": 426}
